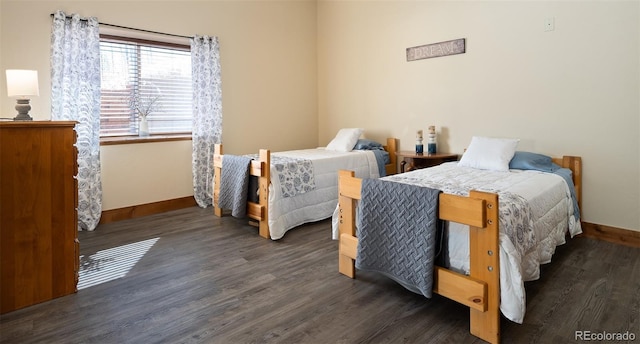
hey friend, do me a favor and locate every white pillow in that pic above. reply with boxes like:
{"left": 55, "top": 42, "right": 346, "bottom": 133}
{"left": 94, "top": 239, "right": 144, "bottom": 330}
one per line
{"left": 457, "top": 136, "right": 519, "bottom": 171}
{"left": 325, "top": 128, "right": 363, "bottom": 152}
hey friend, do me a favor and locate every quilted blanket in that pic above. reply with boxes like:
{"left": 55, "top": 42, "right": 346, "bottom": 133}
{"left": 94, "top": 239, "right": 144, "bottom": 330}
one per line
{"left": 218, "top": 155, "right": 252, "bottom": 217}
{"left": 271, "top": 155, "right": 316, "bottom": 198}
{"left": 245, "top": 154, "right": 316, "bottom": 198}
{"left": 355, "top": 178, "right": 441, "bottom": 298}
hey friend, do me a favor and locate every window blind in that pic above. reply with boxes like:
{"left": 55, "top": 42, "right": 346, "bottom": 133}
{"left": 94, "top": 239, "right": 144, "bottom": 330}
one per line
{"left": 99, "top": 37, "right": 193, "bottom": 136}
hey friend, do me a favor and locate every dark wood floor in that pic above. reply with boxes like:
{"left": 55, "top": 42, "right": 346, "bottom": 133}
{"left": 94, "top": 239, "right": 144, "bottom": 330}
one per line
{"left": 1, "top": 206, "right": 638, "bottom": 344}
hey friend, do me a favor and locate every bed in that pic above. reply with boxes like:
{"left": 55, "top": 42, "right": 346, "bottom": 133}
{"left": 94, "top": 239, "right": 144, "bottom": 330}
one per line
{"left": 335, "top": 136, "right": 582, "bottom": 344}
{"left": 213, "top": 129, "right": 398, "bottom": 240}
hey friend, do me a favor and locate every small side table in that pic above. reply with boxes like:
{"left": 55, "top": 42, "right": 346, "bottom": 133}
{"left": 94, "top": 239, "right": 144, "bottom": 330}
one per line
{"left": 398, "top": 151, "right": 458, "bottom": 173}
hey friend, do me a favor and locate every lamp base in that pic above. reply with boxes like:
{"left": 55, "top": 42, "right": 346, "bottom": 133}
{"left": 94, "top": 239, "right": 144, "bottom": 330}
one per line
{"left": 13, "top": 98, "right": 33, "bottom": 121}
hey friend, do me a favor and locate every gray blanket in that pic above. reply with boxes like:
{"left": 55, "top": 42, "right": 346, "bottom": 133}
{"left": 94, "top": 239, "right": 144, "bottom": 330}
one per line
{"left": 218, "top": 155, "right": 252, "bottom": 218}
{"left": 356, "top": 178, "right": 441, "bottom": 298}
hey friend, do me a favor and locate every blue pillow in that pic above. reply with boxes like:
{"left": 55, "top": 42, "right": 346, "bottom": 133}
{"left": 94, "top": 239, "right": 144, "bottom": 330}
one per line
{"left": 353, "top": 139, "right": 384, "bottom": 151}
{"left": 509, "top": 151, "right": 560, "bottom": 172}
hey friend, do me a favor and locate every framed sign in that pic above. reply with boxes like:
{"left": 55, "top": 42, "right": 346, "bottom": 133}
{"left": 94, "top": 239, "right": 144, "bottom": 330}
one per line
{"left": 407, "top": 38, "right": 466, "bottom": 62}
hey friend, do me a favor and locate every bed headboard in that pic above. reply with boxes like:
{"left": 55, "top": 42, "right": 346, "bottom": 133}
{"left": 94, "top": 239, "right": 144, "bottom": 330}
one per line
{"left": 383, "top": 138, "right": 398, "bottom": 175}
{"left": 552, "top": 156, "right": 582, "bottom": 214}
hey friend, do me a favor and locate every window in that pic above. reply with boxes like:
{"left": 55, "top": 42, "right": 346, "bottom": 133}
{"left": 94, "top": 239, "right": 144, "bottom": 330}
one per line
{"left": 99, "top": 35, "right": 193, "bottom": 137}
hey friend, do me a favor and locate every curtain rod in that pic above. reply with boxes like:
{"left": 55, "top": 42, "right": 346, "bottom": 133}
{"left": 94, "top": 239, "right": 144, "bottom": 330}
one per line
{"left": 50, "top": 13, "right": 192, "bottom": 39}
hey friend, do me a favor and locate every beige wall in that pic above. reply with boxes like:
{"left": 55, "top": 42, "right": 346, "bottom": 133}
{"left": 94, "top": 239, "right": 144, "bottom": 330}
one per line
{"left": 0, "top": 0, "right": 318, "bottom": 210}
{"left": 318, "top": 1, "right": 640, "bottom": 232}
{"left": 1, "top": 1, "right": 638, "bottom": 232}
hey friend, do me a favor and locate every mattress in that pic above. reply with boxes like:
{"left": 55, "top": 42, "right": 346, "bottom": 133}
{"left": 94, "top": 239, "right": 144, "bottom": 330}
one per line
{"left": 268, "top": 148, "right": 380, "bottom": 240}
{"left": 332, "top": 162, "right": 582, "bottom": 323}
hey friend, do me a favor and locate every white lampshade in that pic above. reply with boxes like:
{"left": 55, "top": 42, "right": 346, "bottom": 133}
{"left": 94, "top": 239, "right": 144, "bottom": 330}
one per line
{"left": 6, "top": 69, "right": 39, "bottom": 98}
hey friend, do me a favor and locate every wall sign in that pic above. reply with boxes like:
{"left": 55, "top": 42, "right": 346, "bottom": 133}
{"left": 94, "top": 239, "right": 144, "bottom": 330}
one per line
{"left": 406, "top": 38, "right": 466, "bottom": 62}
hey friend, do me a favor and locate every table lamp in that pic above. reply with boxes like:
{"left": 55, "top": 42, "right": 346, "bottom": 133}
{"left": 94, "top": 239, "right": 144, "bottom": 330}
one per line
{"left": 6, "top": 69, "right": 39, "bottom": 121}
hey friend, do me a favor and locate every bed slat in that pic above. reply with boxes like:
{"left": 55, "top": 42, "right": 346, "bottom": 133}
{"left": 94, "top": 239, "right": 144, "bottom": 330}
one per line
{"left": 433, "top": 266, "right": 487, "bottom": 312}
{"left": 339, "top": 233, "right": 358, "bottom": 261}
{"left": 246, "top": 202, "right": 264, "bottom": 221}
{"left": 250, "top": 161, "right": 262, "bottom": 176}
{"left": 438, "top": 194, "right": 486, "bottom": 228}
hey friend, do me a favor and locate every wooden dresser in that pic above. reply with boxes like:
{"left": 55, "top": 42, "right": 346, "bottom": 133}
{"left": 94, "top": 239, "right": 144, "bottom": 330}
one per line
{"left": 0, "top": 121, "right": 79, "bottom": 314}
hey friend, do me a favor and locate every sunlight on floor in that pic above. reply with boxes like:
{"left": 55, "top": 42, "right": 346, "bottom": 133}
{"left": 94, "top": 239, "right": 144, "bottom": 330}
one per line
{"left": 77, "top": 237, "right": 160, "bottom": 290}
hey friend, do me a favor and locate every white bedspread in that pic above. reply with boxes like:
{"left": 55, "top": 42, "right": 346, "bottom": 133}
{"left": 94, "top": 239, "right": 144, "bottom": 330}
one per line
{"left": 332, "top": 162, "right": 582, "bottom": 324}
{"left": 268, "top": 148, "right": 379, "bottom": 240}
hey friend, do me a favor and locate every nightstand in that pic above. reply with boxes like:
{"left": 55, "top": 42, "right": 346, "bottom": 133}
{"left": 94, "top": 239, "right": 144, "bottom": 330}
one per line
{"left": 398, "top": 152, "right": 458, "bottom": 173}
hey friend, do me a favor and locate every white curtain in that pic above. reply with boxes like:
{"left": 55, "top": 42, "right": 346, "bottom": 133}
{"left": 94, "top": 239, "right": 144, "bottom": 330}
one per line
{"left": 191, "top": 35, "right": 223, "bottom": 207}
{"left": 51, "top": 10, "right": 102, "bottom": 230}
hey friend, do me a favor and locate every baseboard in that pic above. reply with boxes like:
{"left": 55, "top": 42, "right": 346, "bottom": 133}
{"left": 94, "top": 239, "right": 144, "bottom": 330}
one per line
{"left": 580, "top": 222, "right": 640, "bottom": 248}
{"left": 100, "top": 196, "right": 198, "bottom": 224}
{"left": 99, "top": 202, "right": 640, "bottom": 248}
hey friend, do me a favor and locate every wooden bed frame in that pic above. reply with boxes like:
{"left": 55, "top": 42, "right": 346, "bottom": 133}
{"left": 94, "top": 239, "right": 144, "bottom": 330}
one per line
{"left": 213, "top": 138, "right": 398, "bottom": 239}
{"left": 336, "top": 156, "right": 582, "bottom": 344}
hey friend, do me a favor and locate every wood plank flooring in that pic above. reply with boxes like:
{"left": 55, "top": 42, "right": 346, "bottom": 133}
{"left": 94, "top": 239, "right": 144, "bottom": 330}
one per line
{"left": 1, "top": 206, "right": 638, "bottom": 343}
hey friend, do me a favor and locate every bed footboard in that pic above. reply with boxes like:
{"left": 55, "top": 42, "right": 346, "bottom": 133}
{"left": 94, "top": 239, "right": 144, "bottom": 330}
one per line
{"left": 337, "top": 170, "right": 500, "bottom": 344}
{"left": 213, "top": 144, "right": 271, "bottom": 239}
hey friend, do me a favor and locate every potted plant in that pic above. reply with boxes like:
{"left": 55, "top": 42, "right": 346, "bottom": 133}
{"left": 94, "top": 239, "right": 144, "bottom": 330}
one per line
{"left": 129, "top": 94, "right": 160, "bottom": 137}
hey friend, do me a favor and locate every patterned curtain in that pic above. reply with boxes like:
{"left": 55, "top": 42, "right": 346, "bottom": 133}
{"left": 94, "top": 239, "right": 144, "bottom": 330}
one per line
{"left": 191, "top": 35, "right": 223, "bottom": 207}
{"left": 51, "top": 10, "right": 102, "bottom": 230}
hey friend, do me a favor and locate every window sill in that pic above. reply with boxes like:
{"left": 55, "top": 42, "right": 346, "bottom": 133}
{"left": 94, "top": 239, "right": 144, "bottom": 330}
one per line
{"left": 100, "top": 134, "right": 192, "bottom": 146}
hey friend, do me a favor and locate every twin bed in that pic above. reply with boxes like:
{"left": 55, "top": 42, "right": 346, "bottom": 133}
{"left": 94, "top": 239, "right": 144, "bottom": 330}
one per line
{"left": 335, "top": 137, "right": 582, "bottom": 344}
{"left": 213, "top": 134, "right": 582, "bottom": 344}
{"left": 213, "top": 131, "right": 397, "bottom": 239}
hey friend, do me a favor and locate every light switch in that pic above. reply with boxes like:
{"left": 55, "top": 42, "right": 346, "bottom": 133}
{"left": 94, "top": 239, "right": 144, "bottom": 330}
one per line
{"left": 544, "top": 17, "right": 555, "bottom": 32}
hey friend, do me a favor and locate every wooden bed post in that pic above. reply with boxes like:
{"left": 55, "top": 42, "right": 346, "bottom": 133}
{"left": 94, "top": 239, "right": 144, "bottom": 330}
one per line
{"left": 213, "top": 144, "right": 223, "bottom": 217}
{"left": 385, "top": 138, "right": 398, "bottom": 175}
{"left": 338, "top": 170, "right": 358, "bottom": 278}
{"left": 258, "top": 149, "right": 270, "bottom": 239}
{"left": 468, "top": 190, "right": 500, "bottom": 344}
{"left": 551, "top": 156, "right": 582, "bottom": 214}
{"left": 563, "top": 156, "right": 582, "bottom": 214}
